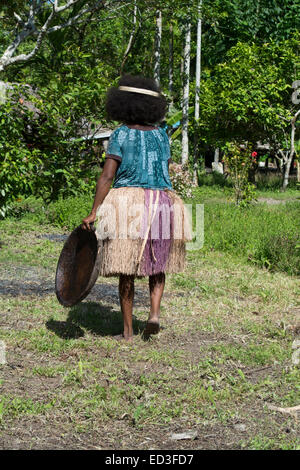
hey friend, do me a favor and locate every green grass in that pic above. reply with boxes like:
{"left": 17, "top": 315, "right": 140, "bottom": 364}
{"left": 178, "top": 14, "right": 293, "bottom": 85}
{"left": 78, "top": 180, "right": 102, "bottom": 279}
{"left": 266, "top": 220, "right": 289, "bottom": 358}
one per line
{"left": 0, "top": 396, "right": 55, "bottom": 421}
{"left": 0, "top": 189, "right": 299, "bottom": 449}
{"left": 246, "top": 434, "right": 300, "bottom": 450}
{"left": 187, "top": 189, "right": 300, "bottom": 276}
{"left": 4, "top": 187, "right": 300, "bottom": 276}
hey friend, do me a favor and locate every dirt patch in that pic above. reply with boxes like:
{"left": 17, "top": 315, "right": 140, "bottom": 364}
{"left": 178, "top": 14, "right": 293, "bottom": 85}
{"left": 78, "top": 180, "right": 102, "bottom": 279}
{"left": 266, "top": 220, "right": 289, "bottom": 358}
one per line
{"left": 0, "top": 401, "right": 297, "bottom": 450}
{"left": 257, "top": 197, "right": 299, "bottom": 205}
{"left": 1, "top": 228, "right": 299, "bottom": 450}
{"left": 0, "top": 263, "right": 179, "bottom": 307}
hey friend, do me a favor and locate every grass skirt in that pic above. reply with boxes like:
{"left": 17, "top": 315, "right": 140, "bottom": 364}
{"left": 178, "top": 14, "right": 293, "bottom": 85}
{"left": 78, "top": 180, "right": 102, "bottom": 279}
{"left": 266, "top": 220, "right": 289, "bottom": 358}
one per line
{"left": 95, "top": 187, "right": 191, "bottom": 277}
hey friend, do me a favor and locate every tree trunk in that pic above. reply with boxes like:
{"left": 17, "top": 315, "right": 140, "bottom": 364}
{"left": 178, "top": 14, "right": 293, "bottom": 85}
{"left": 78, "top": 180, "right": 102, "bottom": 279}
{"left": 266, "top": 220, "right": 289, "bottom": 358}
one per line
{"left": 195, "top": 1, "right": 202, "bottom": 121}
{"left": 214, "top": 147, "right": 219, "bottom": 164}
{"left": 193, "top": 1, "right": 202, "bottom": 184}
{"left": 181, "top": 20, "right": 191, "bottom": 166}
{"left": 168, "top": 23, "right": 174, "bottom": 108}
{"left": 154, "top": 10, "right": 162, "bottom": 85}
{"left": 282, "top": 159, "right": 292, "bottom": 190}
{"left": 281, "top": 109, "right": 300, "bottom": 189}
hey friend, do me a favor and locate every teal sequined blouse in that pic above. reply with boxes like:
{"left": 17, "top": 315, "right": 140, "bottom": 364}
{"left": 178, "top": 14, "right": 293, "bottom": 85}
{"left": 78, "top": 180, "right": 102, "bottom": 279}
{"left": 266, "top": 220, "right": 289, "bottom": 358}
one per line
{"left": 106, "top": 125, "right": 173, "bottom": 190}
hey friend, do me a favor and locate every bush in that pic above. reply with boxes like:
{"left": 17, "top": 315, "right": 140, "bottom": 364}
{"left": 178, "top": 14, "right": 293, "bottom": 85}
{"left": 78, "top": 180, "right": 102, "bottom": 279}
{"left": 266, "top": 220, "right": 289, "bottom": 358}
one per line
{"left": 7, "top": 194, "right": 93, "bottom": 230}
{"left": 222, "top": 142, "right": 257, "bottom": 205}
{"left": 251, "top": 232, "right": 300, "bottom": 275}
{"left": 189, "top": 191, "right": 300, "bottom": 276}
{"left": 197, "top": 171, "right": 232, "bottom": 188}
{"left": 0, "top": 83, "right": 105, "bottom": 218}
{"left": 169, "top": 162, "right": 195, "bottom": 198}
{"left": 6, "top": 196, "right": 48, "bottom": 222}
{"left": 47, "top": 195, "right": 93, "bottom": 230}
{"left": 255, "top": 173, "right": 298, "bottom": 190}
{"left": 0, "top": 97, "right": 44, "bottom": 217}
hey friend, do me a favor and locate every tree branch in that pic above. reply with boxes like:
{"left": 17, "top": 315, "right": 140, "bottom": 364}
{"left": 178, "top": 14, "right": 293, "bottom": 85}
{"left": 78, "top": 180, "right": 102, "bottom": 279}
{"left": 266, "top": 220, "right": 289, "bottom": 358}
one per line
{"left": 0, "top": 0, "right": 119, "bottom": 72}
{"left": 5, "top": 4, "right": 56, "bottom": 68}
{"left": 47, "top": 1, "right": 127, "bottom": 34}
{"left": 119, "top": 2, "right": 139, "bottom": 75}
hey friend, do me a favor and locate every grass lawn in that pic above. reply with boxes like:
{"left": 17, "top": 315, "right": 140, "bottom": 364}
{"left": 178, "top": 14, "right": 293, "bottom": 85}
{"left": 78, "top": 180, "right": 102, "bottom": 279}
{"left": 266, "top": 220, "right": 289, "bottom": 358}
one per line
{"left": 0, "top": 189, "right": 299, "bottom": 450}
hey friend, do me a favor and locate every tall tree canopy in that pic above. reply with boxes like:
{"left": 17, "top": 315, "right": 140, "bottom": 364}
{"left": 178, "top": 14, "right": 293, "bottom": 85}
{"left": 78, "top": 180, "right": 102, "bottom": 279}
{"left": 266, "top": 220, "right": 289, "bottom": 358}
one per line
{"left": 0, "top": 0, "right": 299, "bottom": 213}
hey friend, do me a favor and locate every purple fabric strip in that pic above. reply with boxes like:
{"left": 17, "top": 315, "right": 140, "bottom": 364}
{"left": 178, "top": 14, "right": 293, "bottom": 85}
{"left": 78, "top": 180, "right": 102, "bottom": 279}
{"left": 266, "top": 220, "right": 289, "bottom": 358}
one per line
{"left": 140, "top": 189, "right": 174, "bottom": 276}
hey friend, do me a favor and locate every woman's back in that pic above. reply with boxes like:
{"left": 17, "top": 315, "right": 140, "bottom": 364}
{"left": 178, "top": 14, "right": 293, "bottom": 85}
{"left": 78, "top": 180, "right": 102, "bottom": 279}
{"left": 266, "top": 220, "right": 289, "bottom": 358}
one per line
{"left": 106, "top": 124, "right": 173, "bottom": 190}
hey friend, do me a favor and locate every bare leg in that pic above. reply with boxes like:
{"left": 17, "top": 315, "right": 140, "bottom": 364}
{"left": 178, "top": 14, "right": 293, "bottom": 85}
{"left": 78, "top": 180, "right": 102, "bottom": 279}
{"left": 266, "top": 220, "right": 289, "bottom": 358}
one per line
{"left": 119, "top": 274, "right": 135, "bottom": 341}
{"left": 149, "top": 272, "right": 165, "bottom": 323}
{"left": 143, "top": 272, "right": 165, "bottom": 338}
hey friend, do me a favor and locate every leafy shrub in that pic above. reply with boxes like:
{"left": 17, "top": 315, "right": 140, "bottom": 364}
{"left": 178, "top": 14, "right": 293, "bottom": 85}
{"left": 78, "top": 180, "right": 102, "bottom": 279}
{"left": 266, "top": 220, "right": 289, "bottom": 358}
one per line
{"left": 7, "top": 194, "right": 94, "bottom": 230}
{"left": 0, "top": 96, "right": 44, "bottom": 217}
{"left": 6, "top": 196, "right": 48, "bottom": 222}
{"left": 250, "top": 233, "right": 300, "bottom": 275}
{"left": 222, "top": 142, "right": 257, "bottom": 205}
{"left": 255, "top": 172, "right": 298, "bottom": 190}
{"left": 0, "top": 80, "right": 106, "bottom": 218}
{"left": 47, "top": 195, "right": 93, "bottom": 230}
{"left": 169, "top": 139, "right": 182, "bottom": 163}
{"left": 169, "top": 162, "right": 195, "bottom": 198}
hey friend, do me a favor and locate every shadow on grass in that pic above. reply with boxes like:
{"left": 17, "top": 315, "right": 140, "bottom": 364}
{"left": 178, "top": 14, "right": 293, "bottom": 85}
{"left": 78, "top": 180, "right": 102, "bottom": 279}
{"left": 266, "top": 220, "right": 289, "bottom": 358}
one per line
{"left": 46, "top": 301, "right": 147, "bottom": 339}
{"left": 46, "top": 318, "right": 85, "bottom": 339}
{"left": 0, "top": 279, "right": 53, "bottom": 297}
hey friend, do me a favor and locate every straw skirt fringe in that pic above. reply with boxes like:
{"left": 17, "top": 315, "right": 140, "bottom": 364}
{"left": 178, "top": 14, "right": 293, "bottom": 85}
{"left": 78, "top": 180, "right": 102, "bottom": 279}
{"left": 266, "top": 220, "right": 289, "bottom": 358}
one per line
{"left": 95, "top": 187, "right": 191, "bottom": 277}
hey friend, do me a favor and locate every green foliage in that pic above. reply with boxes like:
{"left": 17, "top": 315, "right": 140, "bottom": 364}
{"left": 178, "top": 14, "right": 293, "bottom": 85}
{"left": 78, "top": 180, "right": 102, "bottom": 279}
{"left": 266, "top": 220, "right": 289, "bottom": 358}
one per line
{"left": 0, "top": 95, "right": 43, "bottom": 217}
{"left": 0, "top": 64, "right": 108, "bottom": 216}
{"left": 197, "top": 171, "right": 232, "bottom": 188}
{"left": 0, "top": 1, "right": 299, "bottom": 211}
{"left": 255, "top": 173, "right": 298, "bottom": 190}
{"left": 169, "top": 162, "right": 195, "bottom": 198}
{"left": 8, "top": 194, "right": 95, "bottom": 230}
{"left": 23, "top": 56, "right": 110, "bottom": 201}
{"left": 46, "top": 194, "right": 93, "bottom": 230}
{"left": 194, "top": 32, "right": 300, "bottom": 152}
{"left": 203, "top": 0, "right": 300, "bottom": 65}
{"left": 222, "top": 142, "right": 257, "bottom": 205}
{"left": 252, "top": 232, "right": 300, "bottom": 275}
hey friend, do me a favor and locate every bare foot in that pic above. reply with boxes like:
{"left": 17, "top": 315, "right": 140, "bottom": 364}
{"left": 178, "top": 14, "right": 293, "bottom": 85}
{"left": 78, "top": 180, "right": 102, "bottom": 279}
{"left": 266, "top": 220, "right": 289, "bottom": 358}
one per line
{"left": 142, "top": 320, "right": 160, "bottom": 340}
{"left": 113, "top": 334, "right": 133, "bottom": 343}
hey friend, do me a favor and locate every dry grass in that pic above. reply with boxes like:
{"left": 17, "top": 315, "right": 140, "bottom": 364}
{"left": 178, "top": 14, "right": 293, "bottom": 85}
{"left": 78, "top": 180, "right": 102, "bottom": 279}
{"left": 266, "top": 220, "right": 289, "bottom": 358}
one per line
{"left": 0, "top": 215, "right": 299, "bottom": 450}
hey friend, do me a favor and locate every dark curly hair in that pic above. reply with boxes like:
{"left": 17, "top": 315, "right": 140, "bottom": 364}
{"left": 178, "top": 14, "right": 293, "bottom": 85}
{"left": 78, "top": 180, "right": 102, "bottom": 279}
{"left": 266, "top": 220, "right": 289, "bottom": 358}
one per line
{"left": 105, "top": 75, "right": 167, "bottom": 125}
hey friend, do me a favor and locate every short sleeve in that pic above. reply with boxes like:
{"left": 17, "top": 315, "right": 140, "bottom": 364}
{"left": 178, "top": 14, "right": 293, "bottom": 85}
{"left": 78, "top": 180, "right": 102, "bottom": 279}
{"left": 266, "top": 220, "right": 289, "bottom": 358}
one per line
{"left": 105, "top": 128, "right": 123, "bottom": 162}
{"left": 160, "top": 128, "right": 172, "bottom": 163}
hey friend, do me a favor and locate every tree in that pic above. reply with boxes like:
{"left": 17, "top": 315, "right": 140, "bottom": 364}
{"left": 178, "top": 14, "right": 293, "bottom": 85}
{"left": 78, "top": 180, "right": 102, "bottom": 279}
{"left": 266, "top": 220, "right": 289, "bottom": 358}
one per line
{"left": 0, "top": 1, "right": 127, "bottom": 73}
{"left": 168, "top": 22, "right": 174, "bottom": 106}
{"left": 200, "top": 0, "right": 300, "bottom": 67}
{"left": 195, "top": 33, "right": 300, "bottom": 187}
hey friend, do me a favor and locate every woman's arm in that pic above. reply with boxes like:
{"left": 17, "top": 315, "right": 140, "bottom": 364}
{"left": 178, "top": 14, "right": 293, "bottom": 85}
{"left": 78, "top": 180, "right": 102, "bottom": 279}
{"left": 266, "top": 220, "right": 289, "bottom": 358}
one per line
{"left": 82, "top": 158, "right": 119, "bottom": 231}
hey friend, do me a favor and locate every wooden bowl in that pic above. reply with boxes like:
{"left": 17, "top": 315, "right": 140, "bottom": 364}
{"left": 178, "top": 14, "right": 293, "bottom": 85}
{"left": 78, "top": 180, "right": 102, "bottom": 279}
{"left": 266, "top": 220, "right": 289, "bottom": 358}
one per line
{"left": 55, "top": 225, "right": 100, "bottom": 307}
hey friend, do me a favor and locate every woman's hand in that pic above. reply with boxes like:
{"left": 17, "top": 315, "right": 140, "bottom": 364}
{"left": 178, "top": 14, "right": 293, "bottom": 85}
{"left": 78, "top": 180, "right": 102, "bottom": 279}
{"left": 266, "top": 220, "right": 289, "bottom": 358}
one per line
{"left": 82, "top": 212, "right": 96, "bottom": 231}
